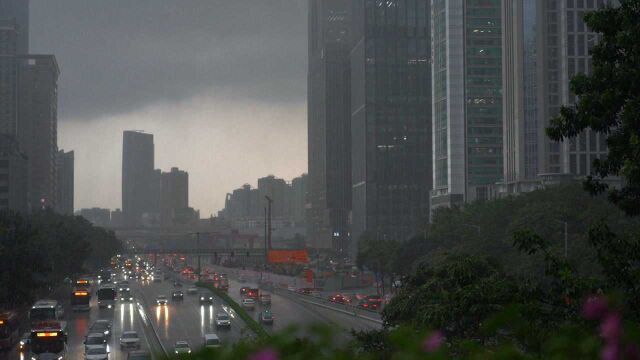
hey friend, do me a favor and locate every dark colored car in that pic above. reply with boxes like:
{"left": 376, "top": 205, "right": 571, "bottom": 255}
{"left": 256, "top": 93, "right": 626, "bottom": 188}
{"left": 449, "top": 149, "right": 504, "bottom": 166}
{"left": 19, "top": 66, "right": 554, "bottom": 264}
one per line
{"left": 199, "top": 293, "right": 214, "bottom": 305}
{"left": 258, "top": 310, "right": 274, "bottom": 325}
{"left": 240, "top": 287, "right": 250, "bottom": 297}
{"left": 172, "top": 291, "right": 184, "bottom": 301}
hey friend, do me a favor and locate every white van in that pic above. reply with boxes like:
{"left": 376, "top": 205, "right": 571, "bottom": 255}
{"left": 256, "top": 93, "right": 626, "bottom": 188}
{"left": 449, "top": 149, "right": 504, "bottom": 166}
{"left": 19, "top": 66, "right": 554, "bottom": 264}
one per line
{"left": 203, "top": 333, "right": 221, "bottom": 348}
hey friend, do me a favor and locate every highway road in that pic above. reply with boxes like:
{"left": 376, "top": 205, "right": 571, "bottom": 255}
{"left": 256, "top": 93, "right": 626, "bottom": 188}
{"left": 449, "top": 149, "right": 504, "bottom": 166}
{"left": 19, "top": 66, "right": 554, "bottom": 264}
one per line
{"left": 204, "top": 265, "right": 382, "bottom": 338}
{"left": 135, "top": 274, "right": 254, "bottom": 354}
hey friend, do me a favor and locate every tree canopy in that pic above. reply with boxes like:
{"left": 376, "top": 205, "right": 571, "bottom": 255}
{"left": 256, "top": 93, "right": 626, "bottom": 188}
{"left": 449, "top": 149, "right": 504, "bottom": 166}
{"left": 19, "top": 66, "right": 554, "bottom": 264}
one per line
{"left": 547, "top": 1, "right": 640, "bottom": 215}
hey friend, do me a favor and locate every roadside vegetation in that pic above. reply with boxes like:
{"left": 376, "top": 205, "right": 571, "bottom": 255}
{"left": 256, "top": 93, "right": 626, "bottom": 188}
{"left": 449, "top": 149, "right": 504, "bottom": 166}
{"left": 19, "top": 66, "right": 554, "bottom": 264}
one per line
{"left": 0, "top": 209, "right": 122, "bottom": 308}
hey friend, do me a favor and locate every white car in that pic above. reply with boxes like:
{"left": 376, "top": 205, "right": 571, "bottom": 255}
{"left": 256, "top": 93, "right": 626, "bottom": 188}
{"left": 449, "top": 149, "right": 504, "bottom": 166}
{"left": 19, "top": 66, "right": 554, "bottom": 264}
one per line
{"left": 187, "top": 286, "right": 198, "bottom": 295}
{"left": 84, "top": 332, "right": 108, "bottom": 350}
{"left": 241, "top": 298, "right": 255, "bottom": 310}
{"left": 85, "top": 346, "right": 109, "bottom": 360}
{"left": 118, "top": 281, "right": 130, "bottom": 291}
{"left": 119, "top": 330, "right": 140, "bottom": 350}
{"left": 174, "top": 340, "right": 191, "bottom": 354}
{"left": 215, "top": 312, "right": 231, "bottom": 328}
{"left": 203, "top": 333, "right": 221, "bottom": 348}
{"left": 156, "top": 295, "right": 168, "bottom": 305}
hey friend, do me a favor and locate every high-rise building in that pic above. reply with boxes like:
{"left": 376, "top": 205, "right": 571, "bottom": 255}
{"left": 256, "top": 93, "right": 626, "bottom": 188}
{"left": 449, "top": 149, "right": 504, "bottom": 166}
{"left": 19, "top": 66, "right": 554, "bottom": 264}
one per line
{"left": 500, "top": 0, "right": 611, "bottom": 196}
{"left": 55, "top": 149, "right": 74, "bottom": 215}
{"left": 160, "top": 167, "right": 189, "bottom": 227}
{"left": 122, "top": 131, "right": 155, "bottom": 227}
{"left": 18, "top": 55, "right": 59, "bottom": 211}
{"left": 350, "top": 0, "right": 433, "bottom": 248}
{"left": 0, "top": 134, "right": 27, "bottom": 212}
{"left": 0, "top": 0, "right": 29, "bottom": 54}
{"left": 290, "top": 174, "right": 307, "bottom": 226}
{"left": 0, "top": 20, "right": 19, "bottom": 138}
{"left": 430, "top": 0, "right": 503, "bottom": 212}
{"left": 308, "top": 0, "right": 352, "bottom": 250}
{"left": 258, "top": 175, "right": 289, "bottom": 218}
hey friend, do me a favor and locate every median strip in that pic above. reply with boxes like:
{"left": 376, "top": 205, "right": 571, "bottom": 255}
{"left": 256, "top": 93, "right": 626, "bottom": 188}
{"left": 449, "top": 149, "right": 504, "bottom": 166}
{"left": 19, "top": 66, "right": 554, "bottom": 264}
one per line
{"left": 196, "top": 282, "right": 270, "bottom": 339}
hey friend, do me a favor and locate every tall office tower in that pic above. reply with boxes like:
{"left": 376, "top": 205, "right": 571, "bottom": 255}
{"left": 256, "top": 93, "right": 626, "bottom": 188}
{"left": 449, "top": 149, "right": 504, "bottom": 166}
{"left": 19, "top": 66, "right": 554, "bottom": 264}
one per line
{"left": 18, "top": 55, "right": 59, "bottom": 211}
{"left": 501, "top": 0, "right": 610, "bottom": 195}
{"left": 258, "top": 175, "right": 289, "bottom": 217}
{"left": 430, "top": 0, "right": 503, "bottom": 212}
{"left": 122, "top": 131, "right": 155, "bottom": 227}
{"left": 0, "top": 134, "right": 27, "bottom": 211}
{"left": 290, "top": 174, "right": 307, "bottom": 226}
{"left": 160, "top": 167, "right": 189, "bottom": 227}
{"left": 55, "top": 149, "right": 74, "bottom": 215}
{"left": 0, "top": 20, "right": 19, "bottom": 137}
{"left": 350, "top": 0, "right": 432, "bottom": 248}
{"left": 0, "top": 0, "right": 29, "bottom": 54}
{"left": 307, "top": 0, "right": 352, "bottom": 250}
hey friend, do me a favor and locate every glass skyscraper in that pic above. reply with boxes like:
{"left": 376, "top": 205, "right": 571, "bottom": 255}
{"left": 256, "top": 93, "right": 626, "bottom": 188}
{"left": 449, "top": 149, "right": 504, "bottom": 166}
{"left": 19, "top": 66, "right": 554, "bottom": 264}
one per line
{"left": 350, "top": 0, "right": 432, "bottom": 247}
{"left": 431, "top": 0, "right": 503, "bottom": 211}
{"left": 500, "top": 0, "right": 611, "bottom": 196}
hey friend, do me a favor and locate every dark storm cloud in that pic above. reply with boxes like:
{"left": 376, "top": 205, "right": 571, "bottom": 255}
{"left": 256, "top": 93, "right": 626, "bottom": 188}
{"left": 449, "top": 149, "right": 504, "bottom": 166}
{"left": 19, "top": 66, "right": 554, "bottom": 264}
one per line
{"left": 30, "top": 0, "right": 308, "bottom": 120}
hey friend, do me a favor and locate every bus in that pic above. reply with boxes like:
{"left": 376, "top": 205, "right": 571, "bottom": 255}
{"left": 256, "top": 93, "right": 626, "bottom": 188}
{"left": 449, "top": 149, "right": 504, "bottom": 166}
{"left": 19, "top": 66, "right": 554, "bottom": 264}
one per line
{"left": 29, "top": 300, "right": 64, "bottom": 326}
{"left": 0, "top": 312, "right": 20, "bottom": 350}
{"left": 97, "top": 285, "right": 117, "bottom": 309}
{"left": 71, "top": 289, "right": 91, "bottom": 311}
{"left": 30, "top": 321, "right": 67, "bottom": 360}
{"left": 75, "top": 276, "right": 92, "bottom": 288}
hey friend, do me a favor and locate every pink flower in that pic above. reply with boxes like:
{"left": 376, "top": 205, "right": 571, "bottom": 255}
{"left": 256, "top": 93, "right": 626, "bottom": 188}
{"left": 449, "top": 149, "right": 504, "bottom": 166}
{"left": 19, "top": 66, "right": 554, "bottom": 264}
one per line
{"left": 600, "top": 312, "right": 622, "bottom": 342}
{"left": 601, "top": 342, "right": 620, "bottom": 360}
{"left": 423, "top": 331, "right": 445, "bottom": 353}
{"left": 249, "top": 348, "right": 279, "bottom": 360}
{"left": 583, "top": 296, "right": 608, "bottom": 320}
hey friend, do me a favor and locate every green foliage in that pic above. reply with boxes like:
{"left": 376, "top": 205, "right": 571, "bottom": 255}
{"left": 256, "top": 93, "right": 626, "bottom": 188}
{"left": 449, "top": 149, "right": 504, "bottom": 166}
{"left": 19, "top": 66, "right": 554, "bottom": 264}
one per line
{"left": 546, "top": 1, "right": 640, "bottom": 215}
{"left": 196, "top": 282, "right": 269, "bottom": 339}
{"left": 0, "top": 209, "right": 122, "bottom": 307}
{"left": 356, "top": 232, "right": 399, "bottom": 294}
{"left": 396, "top": 184, "right": 640, "bottom": 279}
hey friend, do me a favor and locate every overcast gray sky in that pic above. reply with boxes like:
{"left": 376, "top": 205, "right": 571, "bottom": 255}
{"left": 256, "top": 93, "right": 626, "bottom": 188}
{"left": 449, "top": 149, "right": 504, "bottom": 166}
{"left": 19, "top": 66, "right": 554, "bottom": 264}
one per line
{"left": 30, "top": 0, "right": 308, "bottom": 216}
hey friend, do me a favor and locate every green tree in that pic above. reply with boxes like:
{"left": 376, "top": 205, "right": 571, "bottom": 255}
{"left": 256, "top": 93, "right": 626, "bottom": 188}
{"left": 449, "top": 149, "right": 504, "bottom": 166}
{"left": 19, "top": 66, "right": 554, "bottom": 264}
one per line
{"left": 546, "top": 1, "right": 640, "bottom": 215}
{"left": 356, "top": 232, "right": 399, "bottom": 295}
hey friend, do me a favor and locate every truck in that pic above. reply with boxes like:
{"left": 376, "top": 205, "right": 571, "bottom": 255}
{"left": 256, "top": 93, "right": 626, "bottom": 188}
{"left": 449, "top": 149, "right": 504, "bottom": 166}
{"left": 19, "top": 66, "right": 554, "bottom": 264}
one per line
{"left": 29, "top": 300, "right": 64, "bottom": 326}
{"left": 97, "top": 285, "right": 117, "bottom": 309}
{"left": 29, "top": 321, "right": 67, "bottom": 360}
{"left": 70, "top": 289, "right": 91, "bottom": 311}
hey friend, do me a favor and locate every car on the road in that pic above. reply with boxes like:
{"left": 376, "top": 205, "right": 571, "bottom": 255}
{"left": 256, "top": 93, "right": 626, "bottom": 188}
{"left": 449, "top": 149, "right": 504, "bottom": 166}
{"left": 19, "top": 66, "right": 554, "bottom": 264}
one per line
{"left": 328, "top": 294, "right": 350, "bottom": 304}
{"left": 119, "top": 330, "right": 141, "bottom": 350}
{"left": 85, "top": 346, "right": 109, "bottom": 360}
{"left": 19, "top": 332, "right": 30, "bottom": 353}
{"left": 89, "top": 320, "right": 112, "bottom": 338}
{"left": 127, "top": 350, "right": 151, "bottom": 360}
{"left": 153, "top": 272, "right": 163, "bottom": 282}
{"left": 203, "top": 333, "right": 221, "bottom": 348}
{"left": 156, "top": 295, "right": 168, "bottom": 306}
{"left": 199, "top": 293, "right": 214, "bottom": 304}
{"left": 118, "top": 280, "right": 130, "bottom": 291}
{"left": 241, "top": 298, "right": 255, "bottom": 310}
{"left": 173, "top": 281, "right": 182, "bottom": 287}
{"left": 120, "top": 289, "right": 134, "bottom": 302}
{"left": 215, "top": 312, "right": 231, "bottom": 328}
{"left": 247, "top": 288, "right": 259, "bottom": 299}
{"left": 84, "top": 332, "right": 108, "bottom": 350}
{"left": 259, "top": 294, "right": 271, "bottom": 306}
{"left": 174, "top": 340, "right": 191, "bottom": 355}
{"left": 240, "top": 286, "right": 250, "bottom": 296}
{"left": 258, "top": 309, "right": 274, "bottom": 325}
{"left": 172, "top": 290, "right": 184, "bottom": 301}
{"left": 187, "top": 286, "right": 198, "bottom": 295}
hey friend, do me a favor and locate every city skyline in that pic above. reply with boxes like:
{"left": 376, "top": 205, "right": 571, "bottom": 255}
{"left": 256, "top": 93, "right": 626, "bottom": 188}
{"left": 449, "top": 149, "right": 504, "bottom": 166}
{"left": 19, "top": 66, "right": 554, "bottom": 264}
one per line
{"left": 30, "top": 0, "right": 309, "bottom": 216}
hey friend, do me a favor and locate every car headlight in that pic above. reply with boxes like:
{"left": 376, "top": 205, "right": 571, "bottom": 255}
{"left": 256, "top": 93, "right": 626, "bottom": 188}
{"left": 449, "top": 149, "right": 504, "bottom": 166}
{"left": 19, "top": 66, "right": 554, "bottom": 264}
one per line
{"left": 104, "top": 330, "right": 109, "bottom": 335}
{"left": 200, "top": 297, "right": 204, "bottom": 300}
{"left": 19, "top": 341, "right": 24, "bottom": 346}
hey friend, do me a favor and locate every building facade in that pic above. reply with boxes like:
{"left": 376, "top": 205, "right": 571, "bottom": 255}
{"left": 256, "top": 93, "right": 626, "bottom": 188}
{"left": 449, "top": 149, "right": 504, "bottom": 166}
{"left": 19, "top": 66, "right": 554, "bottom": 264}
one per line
{"left": 430, "top": 0, "right": 503, "bottom": 211}
{"left": 55, "top": 149, "right": 74, "bottom": 214}
{"left": 160, "top": 167, "right": 189, "bottom": 227}
{"left": 308, "top": 0, "right": 352, "bottom": 250}
{"left": 18, "top": 55, "right": 59, "bottom": 211}
{"left": 0, "top": 0, "right": 29, "bottom": 54}
{"left": 0, "top": 20, "right": 19, "bottom": 137}
{"left": 350, "top": 0, "right": 433, "bottom": 248}
{"left": 0, "top": 134, "right": 27, "bottom": 211}
{"left": 499, "top": 0, "right": 611, "bottom": 197}
{"left": 122, "top": 131, "right": 155, "bottom": 227}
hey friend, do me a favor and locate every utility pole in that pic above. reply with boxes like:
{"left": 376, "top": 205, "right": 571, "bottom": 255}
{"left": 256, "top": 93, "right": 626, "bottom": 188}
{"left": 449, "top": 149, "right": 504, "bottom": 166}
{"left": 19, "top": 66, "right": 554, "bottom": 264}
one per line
{"left": 196, "top": 232, "right": 201, "bottom": 282}
{"left": 265, "top": 196, "right": 273, "bottom": 250}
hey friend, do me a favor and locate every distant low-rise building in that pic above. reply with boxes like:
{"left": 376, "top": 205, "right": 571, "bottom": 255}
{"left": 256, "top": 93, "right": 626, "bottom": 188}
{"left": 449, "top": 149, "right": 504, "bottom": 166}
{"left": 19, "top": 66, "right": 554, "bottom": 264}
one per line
{"left": 78, "top": 207, "right": 111, "bottom": 228}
